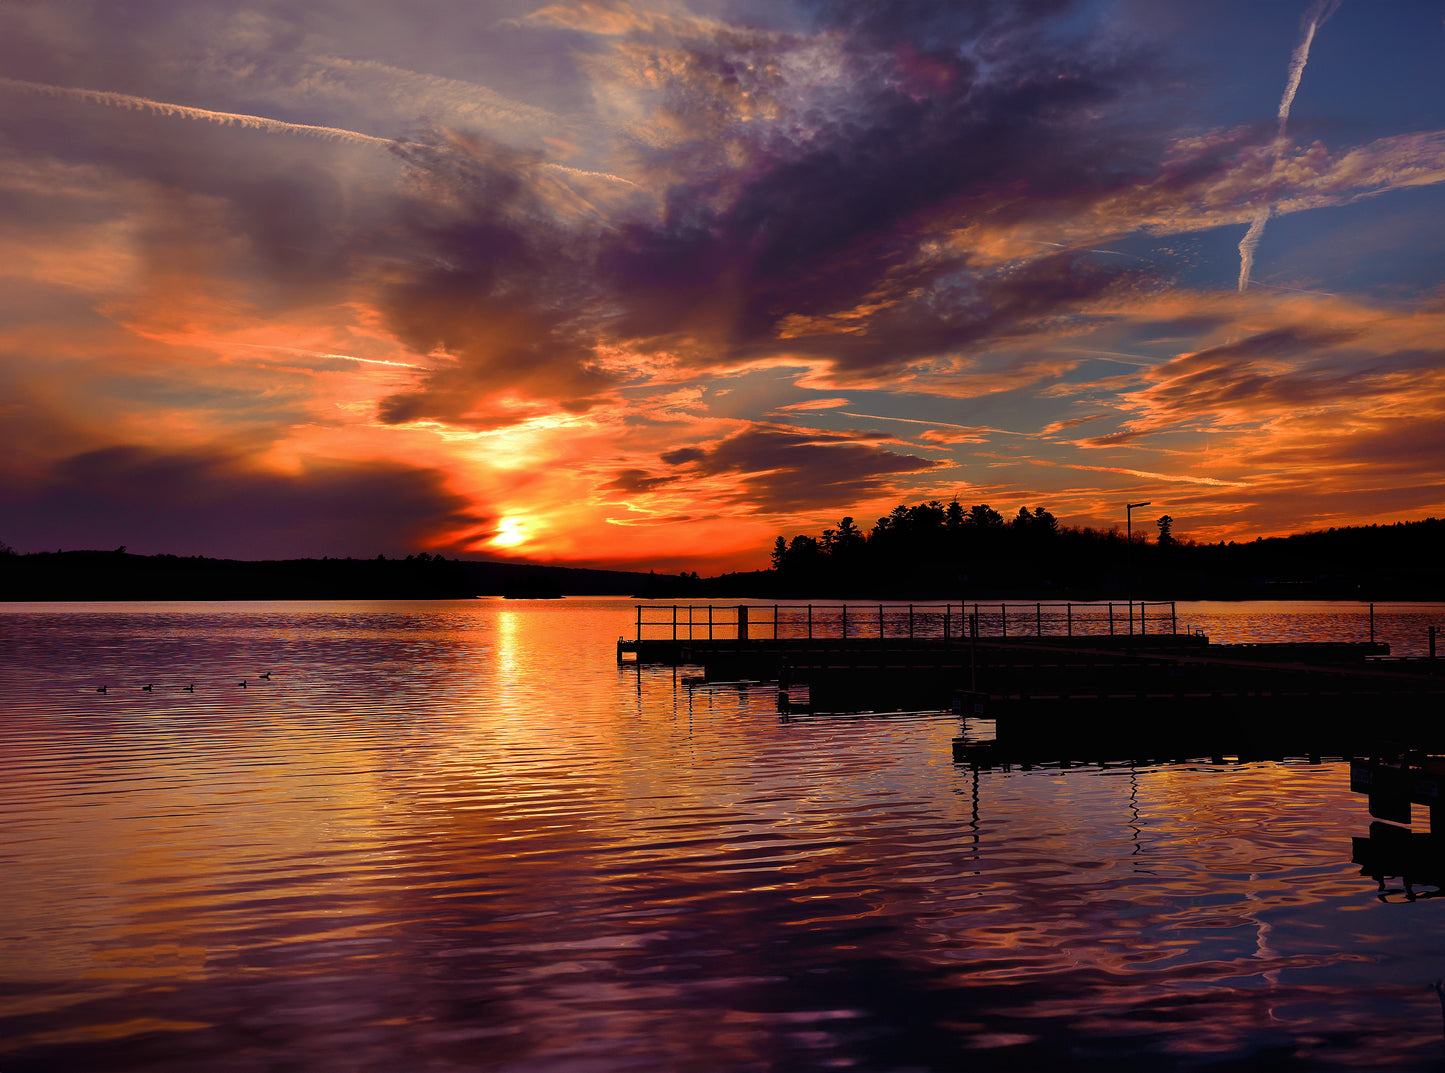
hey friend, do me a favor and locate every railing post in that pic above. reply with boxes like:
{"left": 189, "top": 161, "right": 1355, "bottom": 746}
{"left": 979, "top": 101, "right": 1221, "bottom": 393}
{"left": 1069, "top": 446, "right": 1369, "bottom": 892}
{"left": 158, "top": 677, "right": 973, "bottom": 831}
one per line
{"left": 1141, "top": 602, "right": 1147, "bottom": 635}
{"left": 1109, "top": 602, "right": 1114, "bottom": 636}
{"left": 708, "top": 604, "right": 713, "bottom": 640}
{"left": 944, "top": 604, "right": 951, "bottom": 643}
{"left": 636, "top": 604, "right": 642, "bottom": 641}
{"left": 909, "top": 604, "right": 914, "bottom": 639}
{"left": 841, "top": 604, "right": 847, "bottom": 639}
{"left": 1431, "top": 625, "right": 1437, "bottom": 659}
{"left": 1001, "top": 603, "right": 1007, "bottom": 638}
{"left": 1067, "top": 602, "right": 1072, "bottom": 637}
{"left": 807, "top": 604, "right": 812, "bottom": 640}
{"left": 879, "top": 604, "right": 884, "bottom": 640}
{"left": 1172, "top": 601, "right": 1177, "bottom": 635}
{"left": 1036, "top": 602, "right": 1042, "bottom": 637}
{"left": 970, "top": 613, "right": 977, "bottom": 691}
{"left": 1369, "top": 602, "right": 1375, "bottom": 644}
{"left": 672, "top": 604, "right": 677, "bottom": 641}
{"left": 774, "top": 604, "right": 779, "bottom": 640}
{"left": 738, "top": 604, "right": 749, "bottom": 641}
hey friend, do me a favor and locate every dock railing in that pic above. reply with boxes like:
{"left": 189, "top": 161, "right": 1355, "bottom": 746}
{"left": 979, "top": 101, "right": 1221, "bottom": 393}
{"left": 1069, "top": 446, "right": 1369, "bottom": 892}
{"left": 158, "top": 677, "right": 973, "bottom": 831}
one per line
{"left": 633, "top": 600, "right": 1179, "bottom": 643}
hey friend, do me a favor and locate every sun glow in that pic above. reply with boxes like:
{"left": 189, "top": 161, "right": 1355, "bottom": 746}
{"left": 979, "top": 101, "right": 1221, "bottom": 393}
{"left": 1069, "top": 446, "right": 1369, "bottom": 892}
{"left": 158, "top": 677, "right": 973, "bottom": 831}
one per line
{"left": 491, "top": 516, "right": 529, "bottom": 548}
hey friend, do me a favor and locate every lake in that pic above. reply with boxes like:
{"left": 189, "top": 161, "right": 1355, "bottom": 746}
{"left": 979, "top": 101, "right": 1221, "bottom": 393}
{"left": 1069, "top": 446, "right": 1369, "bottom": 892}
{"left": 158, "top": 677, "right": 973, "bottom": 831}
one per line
{"left": 2, "top": 598, "right": 1444, "bottom": 1071}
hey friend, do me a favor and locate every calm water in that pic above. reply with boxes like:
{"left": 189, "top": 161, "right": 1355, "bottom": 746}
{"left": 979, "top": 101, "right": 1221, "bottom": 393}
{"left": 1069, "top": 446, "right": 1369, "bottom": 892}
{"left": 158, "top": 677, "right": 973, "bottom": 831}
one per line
{"left": 2, "top": 598, "right": 1444, "bottom": 1072}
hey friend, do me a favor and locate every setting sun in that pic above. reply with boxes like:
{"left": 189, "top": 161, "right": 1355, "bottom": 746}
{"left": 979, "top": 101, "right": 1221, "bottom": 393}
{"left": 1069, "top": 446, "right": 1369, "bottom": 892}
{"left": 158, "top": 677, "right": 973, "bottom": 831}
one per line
{"left": 490, "top": 516, "right": 528, "bottom": 549}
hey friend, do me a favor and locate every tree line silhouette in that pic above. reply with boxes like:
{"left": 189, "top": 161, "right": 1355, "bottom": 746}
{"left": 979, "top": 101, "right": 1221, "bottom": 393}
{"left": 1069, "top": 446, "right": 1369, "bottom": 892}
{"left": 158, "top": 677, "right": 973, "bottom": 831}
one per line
{"left": 758, "top": 501, "right": 1444, "bottom": 600}
{"left": 2, "top": 510, "right": 1440, "bottom": 600}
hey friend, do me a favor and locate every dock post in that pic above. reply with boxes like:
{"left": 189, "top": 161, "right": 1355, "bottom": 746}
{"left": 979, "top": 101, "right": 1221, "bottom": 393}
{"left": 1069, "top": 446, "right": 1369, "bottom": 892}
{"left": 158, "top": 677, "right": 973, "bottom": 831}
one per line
{"left": 909, "top": 605, "right": 914, "bottom": 639}
{"left": 841, "top": 604, "right": 847, "bottom": 639}
{"left": 738, "top": 605, "right": 749, "bottom": 641}
{"left": 879, "top": 605, "right": 884, "bottom": 640}
{"left": 1109, "top": 603, "right": 1114, "bottom": 636}
{"left": 807, "top": 605, "right": 812, "bottom": 640}
{"left": 1067, "top": 603, "right": 1072, "bottom": 637}
{"left": 1172, "top": 601, "right": 1177, "bottom": 635}
{"left": 969, "top": 615, "right": 977, "bottom": 691}
{"left": 774, "top": 605, "right": 779, "bottom": 640}
{"left": 708, "top": 604, "right": 713, "bottom": 640}
{"left": 1430, "top": 625, "right": 1437, "bottom": 659}
{"left": 636, "top": 604, "right": 642, "bottom": 642}
{"left": 1141, "top": 603, "right": 1147, "bottom": 635}
{"left": 672, "top": 604, "right": 678, "bottom": 641}
{"left": 1036, "top": 602, "right": 1042, "bottom": 637}
{"left": 944, "top": 605, "right": 951, "bottom": 643}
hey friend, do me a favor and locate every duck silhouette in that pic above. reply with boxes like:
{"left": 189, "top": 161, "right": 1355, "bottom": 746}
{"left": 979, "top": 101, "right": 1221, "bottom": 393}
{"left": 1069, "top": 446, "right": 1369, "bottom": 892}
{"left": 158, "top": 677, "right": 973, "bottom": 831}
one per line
{"left": 259, "top": 672, "right": 272, "bottom": 680}
{"left": 141, "top": 683, "right": 153, "bottom": 692}
{"left": 183, "top": 683, "right": 195, "bottom": 692}
{"left": 238, "top": 680, "right": 247, "bottom": 688}
{"left": 96, "top": 685, "right": 107, "bottom": 693}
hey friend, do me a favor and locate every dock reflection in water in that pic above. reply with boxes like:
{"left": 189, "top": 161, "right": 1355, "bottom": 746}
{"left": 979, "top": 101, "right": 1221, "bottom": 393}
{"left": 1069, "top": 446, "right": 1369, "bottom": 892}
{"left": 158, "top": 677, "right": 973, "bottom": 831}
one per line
{"left": 2, "top": 598, "right": 1445, "bottom": 1071}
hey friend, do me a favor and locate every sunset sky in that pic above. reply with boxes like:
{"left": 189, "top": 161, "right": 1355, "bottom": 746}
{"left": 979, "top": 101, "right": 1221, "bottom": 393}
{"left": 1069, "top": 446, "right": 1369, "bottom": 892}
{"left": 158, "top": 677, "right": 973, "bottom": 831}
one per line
{"left": 2, "top": 0, "right": 1443, "bottom": 573}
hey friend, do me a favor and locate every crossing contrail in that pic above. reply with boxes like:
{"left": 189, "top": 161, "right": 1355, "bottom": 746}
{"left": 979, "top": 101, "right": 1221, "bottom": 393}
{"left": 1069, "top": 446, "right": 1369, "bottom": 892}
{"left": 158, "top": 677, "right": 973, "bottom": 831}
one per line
{"left": 0, "top": 75, "right": 393, "bottom": 146}
{"left": 1278, "top": 0, "right": 1341, "bottom": 135}
{"left": 1238, "top": 0, "right": 1342, "bottom": 292}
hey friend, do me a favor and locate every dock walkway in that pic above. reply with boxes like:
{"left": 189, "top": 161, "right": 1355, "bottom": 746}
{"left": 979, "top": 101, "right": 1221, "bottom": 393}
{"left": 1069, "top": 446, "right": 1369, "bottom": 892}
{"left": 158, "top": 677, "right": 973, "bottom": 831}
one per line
{"left": 621, "top": 601, "right": 1445, "bottom": 758}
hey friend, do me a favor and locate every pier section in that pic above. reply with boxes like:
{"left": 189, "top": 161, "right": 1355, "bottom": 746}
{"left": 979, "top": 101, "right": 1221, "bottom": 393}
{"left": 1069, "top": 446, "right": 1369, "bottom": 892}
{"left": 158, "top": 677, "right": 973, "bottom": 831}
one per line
{"left": 621, "top": 602, "right": 1445, "bottom": 761}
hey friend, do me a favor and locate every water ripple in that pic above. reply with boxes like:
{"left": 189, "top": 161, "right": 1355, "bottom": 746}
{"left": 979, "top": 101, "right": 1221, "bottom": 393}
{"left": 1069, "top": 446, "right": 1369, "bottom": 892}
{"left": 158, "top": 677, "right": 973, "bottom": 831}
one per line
{"left": 2, "top": 599, "right": 1444, "bottom": 1070}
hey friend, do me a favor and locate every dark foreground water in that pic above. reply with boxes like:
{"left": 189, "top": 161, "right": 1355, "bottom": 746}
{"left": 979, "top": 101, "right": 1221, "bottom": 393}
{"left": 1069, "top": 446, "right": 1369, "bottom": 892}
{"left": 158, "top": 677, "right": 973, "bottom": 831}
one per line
{"left": 2, "top": 598, "right": 1444, "bottom": 1072}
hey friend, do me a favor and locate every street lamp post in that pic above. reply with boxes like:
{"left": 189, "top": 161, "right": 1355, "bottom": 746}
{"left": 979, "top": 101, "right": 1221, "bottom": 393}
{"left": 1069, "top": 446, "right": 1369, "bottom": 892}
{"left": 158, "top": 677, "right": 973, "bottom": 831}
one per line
{"left": 1126, "top": 501, "right": 1151, "bottom": 634}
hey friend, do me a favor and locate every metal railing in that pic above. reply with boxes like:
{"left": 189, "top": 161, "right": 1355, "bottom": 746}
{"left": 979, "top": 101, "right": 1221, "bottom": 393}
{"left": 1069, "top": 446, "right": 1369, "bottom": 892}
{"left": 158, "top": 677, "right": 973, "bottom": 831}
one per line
{"left": 633, "top": 601, "right": 1179, "bottom": 642}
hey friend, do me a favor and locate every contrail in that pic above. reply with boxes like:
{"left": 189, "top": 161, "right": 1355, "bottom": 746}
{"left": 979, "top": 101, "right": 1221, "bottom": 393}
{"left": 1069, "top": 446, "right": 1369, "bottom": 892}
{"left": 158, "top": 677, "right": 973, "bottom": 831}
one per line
{"left": 0, "top": 76, "right": 641, "bottom": 188}
{"left": 1062, "top": 464, "right": 1246, "bottom": 488}
{"left": 540, "top": 163, "right": 637, "bottom": 186}
{"left": 1238, "top": 0, "right": 1342, "bottom": 291}
{"left": 0, "top": 75, "right": 392, "bottom": 145}
{"left": 836, "top": 412, "right": 1031, "bottom": 436}
{"left": 1236, "top": 206, "right": 1272, "bottom": 292}
{"left": 1278, "top": 0, "right": 1342, "bottom": 135}
{"left": 227, "top": 341, "right": 418, "bottom": 367}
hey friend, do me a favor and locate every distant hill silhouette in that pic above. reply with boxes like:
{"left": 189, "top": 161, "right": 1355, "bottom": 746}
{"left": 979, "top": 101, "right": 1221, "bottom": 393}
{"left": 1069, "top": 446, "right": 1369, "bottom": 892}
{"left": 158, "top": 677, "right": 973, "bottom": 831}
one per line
{"left": 0, "top": 549, "right": 665, "bottom": 601}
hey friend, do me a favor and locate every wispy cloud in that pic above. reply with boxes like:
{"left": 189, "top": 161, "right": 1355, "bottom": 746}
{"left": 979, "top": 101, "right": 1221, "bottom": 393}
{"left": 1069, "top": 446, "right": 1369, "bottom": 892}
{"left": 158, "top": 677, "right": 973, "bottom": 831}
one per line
{"left": 0, "top": 75, "right": 393, "bottom": 145}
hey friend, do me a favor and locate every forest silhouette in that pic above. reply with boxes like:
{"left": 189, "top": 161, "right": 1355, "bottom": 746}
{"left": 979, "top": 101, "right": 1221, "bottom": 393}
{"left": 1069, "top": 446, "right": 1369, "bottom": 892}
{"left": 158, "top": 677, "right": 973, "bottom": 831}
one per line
{"left": 749, "top": 503, "right": 1445, "bottom": 601}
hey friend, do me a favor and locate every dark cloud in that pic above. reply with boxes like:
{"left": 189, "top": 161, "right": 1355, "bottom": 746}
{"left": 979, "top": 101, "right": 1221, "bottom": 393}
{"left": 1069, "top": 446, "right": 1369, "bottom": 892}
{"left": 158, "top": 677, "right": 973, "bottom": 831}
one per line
{"left": 1174, "top": 326, "right": 1361, "bottom": 368}
{"left": 601, "top": 468, "right": 674, "bottom": 493}
{"left": 375, "top": 134, "right": 618, "bottom": 424}
{"left": 1253, "top": 414, "right": 1445, "bottom": 473}
{"left": 600, "top": 36, "right": 1159, "bottom": 363}
{"left": 656, "top": 424, "right": 943, "bottom": 511}
{"left": 2, "top": 444, "right": 491, "bottom": 558}
{"left": 803, "top": 0, "right": 1080, "bottom": 48}
{"left": 1097, "top": 325, "right": 1412, "bottom": 428}
{"left": 374, "top": 1, "right": 1168, "bottom": 419}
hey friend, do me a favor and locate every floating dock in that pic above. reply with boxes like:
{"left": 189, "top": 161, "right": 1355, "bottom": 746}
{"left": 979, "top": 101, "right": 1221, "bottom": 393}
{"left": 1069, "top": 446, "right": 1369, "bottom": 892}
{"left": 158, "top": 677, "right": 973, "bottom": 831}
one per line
{"left": 622, "top": 602, "right": 1445, "bottom": 759}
